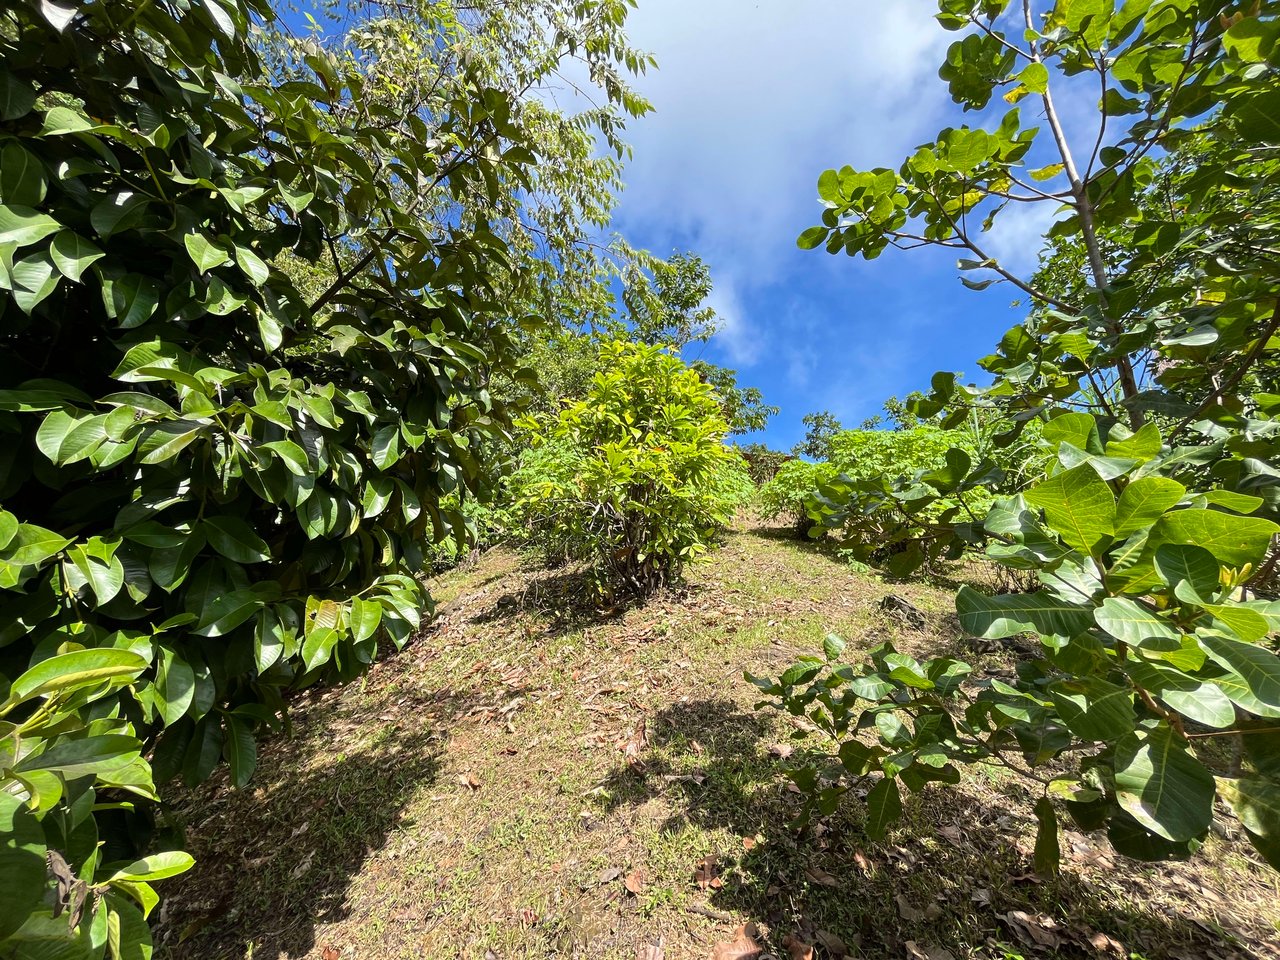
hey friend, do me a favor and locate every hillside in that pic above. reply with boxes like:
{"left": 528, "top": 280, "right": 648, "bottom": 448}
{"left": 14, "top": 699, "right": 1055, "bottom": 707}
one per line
{"left": 155, "top": 520, "right": 1280, "bottom": 960}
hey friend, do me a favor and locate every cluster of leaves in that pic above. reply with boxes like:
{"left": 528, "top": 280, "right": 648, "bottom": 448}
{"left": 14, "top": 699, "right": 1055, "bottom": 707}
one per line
{"left": 756, "top": 460, "right": 837, "bottom": 537}
{"left": 734, "top": 443, "right": 792, "bottom": 485}
{"left": 767, "top": 0, "right": 1280, "bottom": 875}
{"left": 510, "top": 341, "right": 752, "bottom": 598}
{"left": 0, "top": 0, "right": 654, "bottom": 953}
{"left": 754, "top": 413, "right": 1280, "bottom": 869}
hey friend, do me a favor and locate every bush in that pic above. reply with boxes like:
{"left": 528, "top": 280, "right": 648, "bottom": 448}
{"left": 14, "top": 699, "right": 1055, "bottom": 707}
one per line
{"left": 753, "top": 415, "right": 1280, "bottom": 871}
{"left": 0, "top": 0, "right": 547, "bottom": 952}
{"left": 757, "top": 460, "right": 837, "bottom": 537}
{"left": 511, "top": 341, "right": 749, "bottom": 597}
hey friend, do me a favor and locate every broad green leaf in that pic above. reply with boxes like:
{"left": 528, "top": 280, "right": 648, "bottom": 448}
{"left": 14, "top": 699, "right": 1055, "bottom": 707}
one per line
{"left": 1201, "top": 631, "right": 1280, "bottom": 713}
{"left": 1105, "top": 422, "right": 1162, "bottom": 462}
{"left": 1204, "top": 603, "right": 1271, "bottom": 643}
{"left": 1033, "top": 796, "right": 1059, "bottom": 877}
{"left": 1093, "top": 597, "right": 1179, "bottom": 648}
{"left": 1113, "top": 724, "right": 1214, "bottom": 842}
{"left": 50, "top": 230, "right": 104, "bottom": 281}
{"left": 0, "top": 142, "right": 46, "bottom": 205}
{"left": 1126, "top": 660, "right": 1235, "bottom": 729}
{"left": 1153, "top": 544, "right": 1219, "bottom": 600}
{"left": 1219, "top": 776, "right": 1280, "bottom": 870}
{"left": 349, "top": 596, "right": 382, "bottom": 644}
{"left": 1154, "top": 509, "right": 1279, "bottom": 571}
{"left": 0, "top": 794, "right": 45, "bottom": 940}
{"left": 0, "top": 69, "right": 36, "bottom": 121}
{"left": 1024, "top": 464, "right": 1115, "bottom": 555}
{"left": 4, "top": 523, "right": 70, "bottom": 566}
{"left": 1047, "top": 676, "right": 1135, "bottom": 741}
{"left": 17, "top": 734, "right": 141, "bottom": 778}
{"left": 956, "top": 585, "right": 1093, "bottom": 640}
{"left": 223, "top": 715, "right": 256, "bottom": 788}
{"left": 0, "top": 204, "right": 60, "bottom": 247}
{"left": 154, "top": 646, "right": 195, "bottom": 727}
{"left": 104, "top": 851, "right": 195, "bottom": 883}
{"left": 864, "top": 775, "right": 902, "bottom": 840}
{"left": 203, "top": 516, "right": 271, "bottom": 563}
{"left": 183, "top": 233, "right": 230, "bottom": 272}
{"left": 1113, "top": 477, "right": 1184, "bottom": 539}
{"left": 6, "top": 648, "right": 146, "bottom": 705}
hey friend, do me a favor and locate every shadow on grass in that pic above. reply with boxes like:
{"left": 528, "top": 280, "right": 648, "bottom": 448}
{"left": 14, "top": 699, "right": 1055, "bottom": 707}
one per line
{"left": 597, "top": 697, "right": 1266, "bottom": 960}
{"left": 152, "top": 683, "right": 509, "bottom": 960}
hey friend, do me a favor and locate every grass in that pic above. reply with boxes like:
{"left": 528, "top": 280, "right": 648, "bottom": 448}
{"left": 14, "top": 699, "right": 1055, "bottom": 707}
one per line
{"left": 155, "top": 519, "right": 1280, "bottom": 960}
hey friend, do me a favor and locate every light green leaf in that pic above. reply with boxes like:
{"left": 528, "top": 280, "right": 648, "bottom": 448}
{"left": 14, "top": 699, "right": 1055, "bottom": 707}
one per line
{"left": 183, "top": 233, "right": 230, "bottom": 272}
{"left": 1155, "top": 509, "right": 1279, "bottom": 571}
{"left": 1114, "top": 724, "right": 1214, "bottom": 842}
{"left": 1025, "top": 464, "right": 1115, "bottom": 555}
{"left": 50, "top": 230, "right": 104, "bottom": 282}
{"left": 1114, "top": 477, "right": 1184, "bottom": 539}
{"left": 1201, "top": 631, "right": 1280, "bottom": 714}
{"left": 6, "top": 648, "right": 147, "bottom": 704}
{"left": 349, "top": 596, "right": 382, "bottom": 644}
{"left": 104, "top": 851, "right": 195, "bottom": 883}
{"left": 1093, "top": 597, "right": 1179, "bottom": 648}
{"left": 956, "top": 585, "right": 1093, "bottom": 640}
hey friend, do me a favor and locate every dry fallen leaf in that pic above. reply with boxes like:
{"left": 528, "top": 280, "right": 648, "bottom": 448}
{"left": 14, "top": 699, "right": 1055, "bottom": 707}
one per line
{"left": 814, "top": 929, "right": 850, "bottom": 956}
{"left": 1087, "top": 930, "right": 1125, "bottom": 956}
{"left": 618, "top": 717, "right": 648, "bottom": 768}
{"left": 904, "top": 943, "right": 955, "bottom": 960}
{"left": 710, "top": 924, "right": 762, "bottom": 960}
{"left": 782, "top": 934, "right": 814, "bottom": 960}
{"left": 459, "top": 772, "right": 481, "bottom": 790}
{"left": 768, "top": 743, "right": 794, "bottom": 759}
{"left": 1003, "top": 910, "right": 1063, "bottom": 949}
{"left": 804, "top": 864, "right": 839, "bottom": 887}
{"left": 694, "top": 854, "right": 722, "bottom": 890}
{"left": 636, "top": 937, "right": 665, "bottom": 960}
{"left": 896, "top": 893, "right": 925, "bottom": 922}
{"left": 625, "top": 868, "right": 647, "bottom": 895}
{"left": 321, "top": 948, "right": 339, "bottom": 960}
{"left": 742, "top": 836, "right": 757, "bottom": 851}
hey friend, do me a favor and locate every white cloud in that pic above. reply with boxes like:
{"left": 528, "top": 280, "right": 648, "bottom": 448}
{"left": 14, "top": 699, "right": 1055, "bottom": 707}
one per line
{"left": 612, "top": 0, "right": 953, "bottom": 366}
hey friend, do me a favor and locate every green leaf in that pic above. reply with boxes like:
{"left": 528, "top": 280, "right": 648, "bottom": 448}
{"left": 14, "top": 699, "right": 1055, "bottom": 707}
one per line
{"left": 1019, "top": 62, "right": 1048, "bottom": 94}
{"left": 0, "top": 142, "right": 46, "bottom": 205}
{"left": 154, "top": 646, "right": 195, "bottom": 727}
{"left": 349, "top": 596, "right": 382, "bottom": 644}
{"left": 1153, "top": 544, "right": 1219, "bottom": 600}
{"left": 11, "top": 251, "right": 61, "bottom": 313}
{"left": 0, "top": 69, "right": 36, "bottom": 121}
{"left": 4, "top": 522, "right": 70, "bottom": 566}
{"left": 1125, "top": 660, "right": 1235, "bottom": 729}
{"left": 103, "top": 274, "right": 161, "bottom": 328}
{"left": 1024, "top": 464, "right": 1115, "bottom": 555}
{"left": 223, "top": 715, "right": 256, "bottom": 788}
{"left": 203, "top": 516, "right": 271, "bottom": 564}
{"left": 0, "top": 795, "right": 46, "bottom": 940}
{"left": 1155, "top": 509, "right": 1279, "bottom": 571}
{"left": 1047, "top": 676, "right": 1135, "bottom": 741}
{"left": 50, "top": 230, "right": 104, "bottom": 282}
{"left": 183, "top": 233, "right": 230, "bottom": 272}
{"left": 822, "top": 632, "right": 846, "bottom": 662}
{"left": 0, "top": 204, "right": 60, "bottom": 248}
{"left": 1113, "top": 477, "right": 1184, "bottom": 539}
{"left": 864, "top": 776, "right": 902, "bottom": 840}
{"left": 1219, "top": 776, "right": 1280, "bottom": 871}
{"left": 1093, "top": 597, "right": 1179, "bottom": 648}
{"left": 1114, "top": 724, "right": 1214, "bottom": 842}
{"left": 797, "top": 226, "right": 830, "bottom": 250}
{"left": 5, "top": 648, "right": 147, "bottom": 706}
{"left": 105, "top": 851, "right": 195, "bottom": 883}
{"left": 1200, "top": 631, "right": 1280, "bottom": 714}
{"left": 1033, "top": 796, "right": 1060, "bottom": 877}
{"left": 956, "top": 585, "right": 1093, "bottom": 640}
{"left": 1204, "top": 603, "right": 1271, "bottom": 643}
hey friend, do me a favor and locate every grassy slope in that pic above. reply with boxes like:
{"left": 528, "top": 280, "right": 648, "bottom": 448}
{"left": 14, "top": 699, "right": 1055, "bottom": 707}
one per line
{"left": 156, "top": 521, "right": 1280, "bottom": 960}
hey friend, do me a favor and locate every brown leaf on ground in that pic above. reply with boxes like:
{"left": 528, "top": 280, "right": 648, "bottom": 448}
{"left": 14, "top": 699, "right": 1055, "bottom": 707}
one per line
{"left": 321, "top": 948, "right": 339, "bottom": 960}
{"left": 768, "top": 743, "right": 794, "bottom": 759}
{"left": 458, "top": 772, "right": 481, "bottom": 789}
{"left": 904, "top": 943, "right": 955, "bottom": 960}
{"left": 710, "top": 924, "right": 762, "bottom": 960}
{"left": 804, "top": 864, "right": 838, "bottom": 887}
{"left": 896, "top": 893, "right": 924, "bottom": 922}
{"left": 617, "top": 717, "right": 648, "bottom": 768}
{"left": 851, "top": 850, "right": 872, "bottom": 874}
{"left": 741, "top": 836, "right": 757, "bottom": 851}
{"left": 1087, "top": 930, "right": 1125, "bottom": 956}
{"left": 625, "top": 868, "right": 647, "bottom": 895}
{"left": 1004, "top": 910, "right": 1063, "bottom": 949}
{"left": 636, "top": 937, "right": 665, "bottom": 960}
{"left": 814, "top": 929, "right": 851, "bottom": 956}
{"left": 597, "top": 866, "right": 623, "bottom": 885}
{"left": 782, "top": 934, "right": 814, "bottom": 960}
{"left": 694, "top": 854, "right": 722, "bottom": 890}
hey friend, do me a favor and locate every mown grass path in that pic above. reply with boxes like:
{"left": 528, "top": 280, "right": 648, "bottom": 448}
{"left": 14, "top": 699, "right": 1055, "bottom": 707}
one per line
{"left": 157, "top": 522, "right": 1280, "bottom": 960}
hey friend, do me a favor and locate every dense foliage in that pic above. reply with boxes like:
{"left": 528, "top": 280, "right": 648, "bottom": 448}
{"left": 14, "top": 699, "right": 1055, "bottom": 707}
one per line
{"left": 511, "top": 341, "right": 752, "bottom": 597}
{"left": 765, "top": 0, "right": 1280, "bottom": 874}
{"left": 0, "top": 0, "right": 651, "bottom": 953}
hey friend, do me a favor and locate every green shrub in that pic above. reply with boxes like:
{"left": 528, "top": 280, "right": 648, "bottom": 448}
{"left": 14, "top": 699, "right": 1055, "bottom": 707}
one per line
{"left": 753, "top": 414, "right": 1280, "bottom": 871}
{"left": 757, "top": 460, "right": 837, "bottom": 537}
{"left": 511, "top": 341, "right": 749, "bottom": 597}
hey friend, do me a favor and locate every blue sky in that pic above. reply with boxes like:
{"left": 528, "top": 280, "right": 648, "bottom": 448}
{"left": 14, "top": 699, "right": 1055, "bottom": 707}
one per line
{"left": 605, "top": 0, "right": 1064, "bottom": 451}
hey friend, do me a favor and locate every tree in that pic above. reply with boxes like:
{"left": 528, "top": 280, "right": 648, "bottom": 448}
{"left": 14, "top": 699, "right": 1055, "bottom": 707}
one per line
{"left": 771, "top": 0, "right": 1280, "bottom": 873}
{"left": 0, "top": 0, "right": 651, "bottom": 952}
{"left": 792, "top": 411, "right": 843, "bottom": 460}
